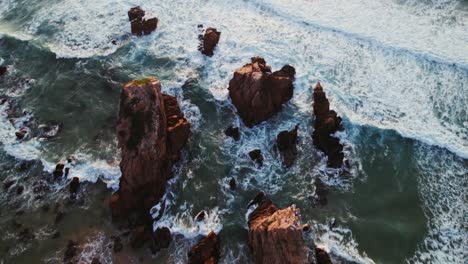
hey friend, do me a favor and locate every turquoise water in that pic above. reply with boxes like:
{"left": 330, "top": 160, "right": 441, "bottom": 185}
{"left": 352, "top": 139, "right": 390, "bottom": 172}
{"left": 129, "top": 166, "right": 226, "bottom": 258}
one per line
{"left": 0, "top": 0, "right": 467, "bottom": 263}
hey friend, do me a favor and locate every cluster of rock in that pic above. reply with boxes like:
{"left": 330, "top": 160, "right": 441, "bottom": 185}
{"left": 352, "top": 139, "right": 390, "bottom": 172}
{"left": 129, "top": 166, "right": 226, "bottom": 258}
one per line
{"left": 312, "top": 82, "right": 344, "bottom": 168}
{"left": 228, "top": 57, "right": 296, "bottom": 127}
{"left": 198, "top": 26, "right": 221, "bottom": 57}
{"left": 128, "top": 6, "right": 158, "bottom": 36}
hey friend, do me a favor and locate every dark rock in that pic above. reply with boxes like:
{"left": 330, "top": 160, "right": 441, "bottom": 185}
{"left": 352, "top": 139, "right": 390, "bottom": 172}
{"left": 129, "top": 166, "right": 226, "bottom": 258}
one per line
{"left": 187, "top": 231, "right": 220, "bottom": 264}
{"left": 248, "top": 149, "right": 263, "bottom": 166}
{"left": 53, "top": 162, "right": 65, "bottom": 180}
{"left": 199, "top": 27, "right": 221, "bottom": 56}
{"left": 225, "top": 126, "right": 240, "bottom": 141}
{"left": 315, "top": 247, "right": 332, "bottom": 264}
{"left": 302, "top": 224, "right": 311, "bottom": 233}
{"left": 15, "top": 128, "right": 28, "bottom": 140}
{"left": 64, "top": 240, "right": 78, "bottom": 262}
{"left": 69, "top": 177, "right": 80, "bottom": 195}
{"left": 314, "top": 178, "right": 328, "bottom": 206}
{"left": 128, "top": 6, "right": 145, "bottom": 21}
{"left": 110, "top": 78, "right": 190, "bottom": 221}
{"left": 153, "top": 227, "right": 172, "bottom": 251}
{"left": 195, "top": 210, "right": 206, "bottom": 222}
{"left": 277, "top": 125, "right": 298, "bottom": 167}
{"left": 91, "top": 257, "right": 101, "bottom": 264}
{"left": 312, "top": 82, "right": 344, "bottom": 168}
{"left": 0, "top": 66, "right": 7, "bottom": 76}
{"left": 228, "top": 57, "right": 295, "bottom": 127}
{"left": 247, "top": 194, "right": 307, "bottom": 264}
{"left": 113, "top": 236, "right": 123, "bottom": 252}
{"left": 111, "top": 40, "right": 118, "bottom": 45}
{"left": 247, "top": 191, "right": 265, "bottom": 208}
{"left": 142, "top": 17, "right": 158, "bottom": 35}
{"left": 229, "top": 177, "right": 236, "bottom": 190}
{"left": 3, "top": 179, "right": 15, "bottom": 190}
{"left": 128, "top": 7, "right": 158, "bottom": 36}
{"left": 16, "top": 185, "right": 24, "bottom": 195}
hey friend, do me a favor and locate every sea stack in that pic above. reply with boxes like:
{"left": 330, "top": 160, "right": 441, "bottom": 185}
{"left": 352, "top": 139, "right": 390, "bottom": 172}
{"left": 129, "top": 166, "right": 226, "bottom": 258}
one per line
{"left": 276, "top": 125, "right": 299, "bottom": 167}
{"left": 110, "top": 77, "right": 190, "bottom": 222}
{"left": 247, "top": 193, "right": 308, "bottom": 264}
{"left": 199, "top": 27, "right": 221, "bottom": 57}
{"left": 128, "top": 6, "right": 158, "bottom": 36}
{"left": 228, "top": 57, "right": 295, "bottom": 127}
{"left": 312, "top": 82, "right": 344, "bottom": 168}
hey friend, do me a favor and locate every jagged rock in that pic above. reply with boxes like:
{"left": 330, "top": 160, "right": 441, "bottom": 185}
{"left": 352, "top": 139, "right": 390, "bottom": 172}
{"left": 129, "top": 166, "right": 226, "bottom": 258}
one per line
{"left": 69, "top": 177, "right": 80, "bottom": 195}
{"left": 247, "top": 193, "right": 308, "bottom": 264}
{"left": 314, "top": 178, "right": 328, "bottom": 206}
{"left": 0, "top": 66, "right": 7, "bottom": 76}
{"left": 276, "top": 125, "right": 298, "bottom": 167}
{"left": 228, "top": 57, "right": 295, "bottom": 127}
{"left": 110, "top": 77, "right": 190, "bottom": 224}
{"left": 64, "top": 240, "right": 78, "bottom": 262}
{"left": 187, "top": 231, "right": 220, "bottom": 264}
{"left": 15, "top": 128, "right": 28, "bottom": 140}
{"left": 199, "top": 27, "right": 221, "bottom": 56}
{"left": 128, "top": 6, "right": 158, "bottom": 36}
{"left": 229, "top": 177, "right": 236, "bottom": 190}
{"left": 248, "top": 149, "right": 264, "bottom": 166}
{"left": 225, "top": 126, "right": 240, "bottom": 141}
{"left": 312, "top": 82, "right": 344, "bottom": 168}
{"left": 53, "top": 162, "right": 65, "bottom": 180}
{"left": 153, "top": 227, "right": 172, "bottom": 252}
{"left": 315, "top": 247, "right": 332, "bottom": 264}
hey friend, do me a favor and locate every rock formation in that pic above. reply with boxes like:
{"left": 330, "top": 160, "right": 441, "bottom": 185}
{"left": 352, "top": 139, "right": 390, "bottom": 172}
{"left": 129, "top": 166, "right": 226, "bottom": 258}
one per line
{"left": 248, "top": 149, "right": 264, "bottom": 166}
{"left": 128, "top": 6, "right": 158, "bottom": 36}
{"left": 109, "top": 77, "right": 190, "bottom": 222}
{"left": 198, "top": 27, "right": 221, "bottom": 57}
{"left": 187, "top": 231, "right": 220, "bottom": 264}
{"left": 276, "top": 125, "right": 298, "bottom": 167}
{"left": 247, "top": 193, "right": 308, "bottom": 264}
{"left": 225, "top": 126, "right": 240, "bottom": 141}
{"left": 228, "top": 57, "right": 295, "bottom": 127}
{"left": 312, "top": 82, "right": 344, "bottom": 168}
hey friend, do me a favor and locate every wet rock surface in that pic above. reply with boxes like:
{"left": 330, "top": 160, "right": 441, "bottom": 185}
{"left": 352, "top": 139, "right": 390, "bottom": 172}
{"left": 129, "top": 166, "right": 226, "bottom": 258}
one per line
{"left": 276, "top": 125, "right": 298, "bottom": 167}
{"left": 228, "top": 57, "right": 295, "bottom": 127}
{"left": 198, "top": 27, "right": 221, "bottom": 57}
{"left": 128, "top": 6, "right": 158, "bottom": 36}
{"left": 312, "top": 82, "right": 344, "bottom": 168}
{"left": 187, "top": 231, "right": 220, "bottom": 264}
{"left": 247, "top": 193, "right": 308, "bottom": 264}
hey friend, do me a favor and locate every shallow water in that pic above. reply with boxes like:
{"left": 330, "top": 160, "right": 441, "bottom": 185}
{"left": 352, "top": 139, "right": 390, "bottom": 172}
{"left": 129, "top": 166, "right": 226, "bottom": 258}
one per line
{"left": 0, "top": 0, "right": 467, "bottom": 263}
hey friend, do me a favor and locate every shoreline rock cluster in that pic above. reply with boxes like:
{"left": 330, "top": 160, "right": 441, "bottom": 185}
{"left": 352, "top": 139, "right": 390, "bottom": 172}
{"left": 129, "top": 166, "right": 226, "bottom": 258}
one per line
{"left": 128, "top": 6, "right": 158, "bottom": 36}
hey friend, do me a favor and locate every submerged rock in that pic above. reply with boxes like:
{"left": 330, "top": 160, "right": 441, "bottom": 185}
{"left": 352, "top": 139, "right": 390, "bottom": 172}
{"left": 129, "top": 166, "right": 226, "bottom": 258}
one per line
{"left": 225, "top": 126, "right": 240, "bottom": 141}
{"left": 248, "top": 149, "right": 264, "bottom": 166}
{"left": 109, "top": 77, "right": 190, "bottom": 223}
{"left": 187, "top": 231, "right": 220, "bottom": 264}
{"left": 247, "top": 192, "right": 308, "bottom": 264}
{"left": 53, "top": 162, "right": 65, "bottom": 180}
{"left": 276, "top": 125, "right": 298, "bottom": 167}
{"left": 228, "top": 57, "right": 295, "bottom": 127}
{"left": 199, "top": 27, "right": 221, "bottom": 57}
{"left": 0, "top": 66, "right": 7, "bottom": 76}
{"left": 312, "top": 82, "right": 344, "bottom": 168}
{"left": 229, "top": 177, "right": 237, "bottom": 190}
{"left": 128, "top": 6, "right": 158, "bottom": 36}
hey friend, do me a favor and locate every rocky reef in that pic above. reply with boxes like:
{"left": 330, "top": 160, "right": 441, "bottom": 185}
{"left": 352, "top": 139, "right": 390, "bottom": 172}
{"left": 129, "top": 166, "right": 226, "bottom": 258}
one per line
{"left": 312, "top": 82, "right": 344, "bottom": 168}
{"left": 228, "top": 57, "right": 295, "bottom": 127}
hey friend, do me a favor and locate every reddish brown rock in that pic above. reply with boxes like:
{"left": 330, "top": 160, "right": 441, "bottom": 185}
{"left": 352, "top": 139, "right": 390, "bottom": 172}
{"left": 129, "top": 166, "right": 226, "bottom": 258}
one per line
{"left": 228, "top": 57, "right": 295, "bottom": 127}
{"left": 128, "top": 7, "right": 158, "bottom": 36}
{"left": 187, "top": 231, "right": 220, "bottom": 264}
{"left": 312, "top": 82, "right": 344, "bottom": 168}
{"left": 110, "top": 78, "right": 190, "bottom": 222}
{"left": 315, "top": 247, "right": 332, "bottom": 264}
{"left": 247, "top": 193, "right": 308, "bottom": 264}
{"left": 199, "top": 27, "right": 221, "bottom": 57}
{"left": 276, "top": 125, "right": 298, "bottom": 167}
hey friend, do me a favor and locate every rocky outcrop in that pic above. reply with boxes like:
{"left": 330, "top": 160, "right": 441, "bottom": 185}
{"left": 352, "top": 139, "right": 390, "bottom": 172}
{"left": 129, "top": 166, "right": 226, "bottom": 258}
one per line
{"left": 109, "top": 77, "right": 190, "bottom": 221}
{"left": 128, "top": 6, "right": 158, "bottom": 36}
{"left": 228, "top": 57, "right": 295, "bottom": 127}
{"left": 248, "top": 149, "right": 264, "bottom": 166}
{"left": 312, "top": 82, "right": 344, "bottom": 168}
{"left": 198, "top": 27, "right": 221, "bottom": 57}
{"left": 188, "top": 231, "right": 220, "bottom": 264}
{"left": 247, "top": 193, "right": 308, "bottom": 264}
{"left": 276, "top": 125, "right": 298, "bottom": 167}
{"left": 225, "top": 126, "right": 240, "bottom": 141}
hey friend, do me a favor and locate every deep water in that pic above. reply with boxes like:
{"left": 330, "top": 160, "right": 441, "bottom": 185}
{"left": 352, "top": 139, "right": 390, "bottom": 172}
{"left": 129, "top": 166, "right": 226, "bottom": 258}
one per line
{"left": 0, "top": 0, "right": 467, "bottom": 263}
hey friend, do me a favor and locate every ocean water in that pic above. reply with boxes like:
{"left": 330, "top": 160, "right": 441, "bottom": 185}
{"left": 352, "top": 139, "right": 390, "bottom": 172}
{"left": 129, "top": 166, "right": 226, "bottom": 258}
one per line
{"left": 0, "top": 0, "right": 467, "bottom": 263}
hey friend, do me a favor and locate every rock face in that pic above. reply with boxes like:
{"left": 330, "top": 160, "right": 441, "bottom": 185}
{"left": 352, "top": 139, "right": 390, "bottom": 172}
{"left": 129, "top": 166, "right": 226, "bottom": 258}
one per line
{"left": 110, "top": 78, "right": 190, "bottom": 221}
{"left": 228, "top": 57, "right": 295, "bottom": 127}
{"left": 247, "top": 193, "right": 308, "bottom": 264}
{"left": 128, "top": 6, "right": 158, "bottom": 36}
{"left": 276, "top": 125, "right": 298, "bottom": 167}
{"left": 188, "top": 231, "right": 220, "bottom": 264}
{"left": 199, "top": 27, "right": 221, "bottom": 57}
{"left": 312, "top": 82, "right": 344, "bottom": 168}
